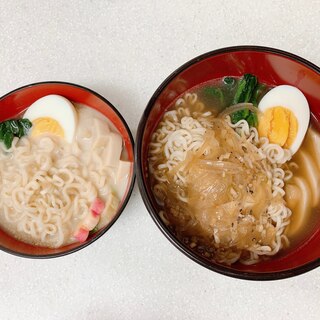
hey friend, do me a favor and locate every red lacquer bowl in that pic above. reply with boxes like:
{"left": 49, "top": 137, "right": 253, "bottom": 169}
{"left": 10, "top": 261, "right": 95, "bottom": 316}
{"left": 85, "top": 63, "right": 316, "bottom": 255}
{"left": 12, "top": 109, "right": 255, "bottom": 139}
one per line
{"left": 136, "top": 46, "right": 320, "bottom": 280}
{"left": 0, "top": 81, "right": 135, "bottom": 258}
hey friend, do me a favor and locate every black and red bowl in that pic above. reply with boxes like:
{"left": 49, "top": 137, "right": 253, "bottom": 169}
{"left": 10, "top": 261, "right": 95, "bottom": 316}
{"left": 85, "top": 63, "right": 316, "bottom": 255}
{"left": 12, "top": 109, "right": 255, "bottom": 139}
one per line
{"left": 0, "top": 81, "right": 135, "bottom": 258}
{"left": 136, "top": 45, "right": 320, "bottom": 280}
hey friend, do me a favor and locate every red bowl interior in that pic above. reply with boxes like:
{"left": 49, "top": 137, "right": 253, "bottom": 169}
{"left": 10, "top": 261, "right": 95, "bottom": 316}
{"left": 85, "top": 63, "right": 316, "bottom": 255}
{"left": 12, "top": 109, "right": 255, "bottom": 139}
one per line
{"left": 0, "top": 82, "right": 135, "bottom": 258}
{"left": 137, "top": 46, "right": 320, "bottom": 279}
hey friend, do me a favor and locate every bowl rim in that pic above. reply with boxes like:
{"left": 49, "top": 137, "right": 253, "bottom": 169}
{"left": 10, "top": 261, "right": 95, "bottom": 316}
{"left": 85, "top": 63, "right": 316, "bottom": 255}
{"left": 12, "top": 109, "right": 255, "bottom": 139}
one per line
{"left": 0, "top": 80, "right": 136, "bottom": 259}
{"left": 136, "top": 45, "right": 320, "bottom": 280}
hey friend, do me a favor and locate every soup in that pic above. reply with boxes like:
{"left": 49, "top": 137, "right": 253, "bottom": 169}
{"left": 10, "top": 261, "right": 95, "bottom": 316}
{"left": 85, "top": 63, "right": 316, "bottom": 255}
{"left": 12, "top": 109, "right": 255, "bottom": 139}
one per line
{"left": 0, "top": 95, "right": 132, "bottom": 248}
{"left": 148, "top": 75, "right": 320, "bottom": 265}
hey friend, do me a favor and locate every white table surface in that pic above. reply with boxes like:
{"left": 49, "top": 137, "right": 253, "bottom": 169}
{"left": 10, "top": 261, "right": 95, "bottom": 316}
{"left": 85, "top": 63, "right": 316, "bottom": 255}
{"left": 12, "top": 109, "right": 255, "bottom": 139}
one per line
{"left": 0, "top": 1, "right": 320, "bottom": 319}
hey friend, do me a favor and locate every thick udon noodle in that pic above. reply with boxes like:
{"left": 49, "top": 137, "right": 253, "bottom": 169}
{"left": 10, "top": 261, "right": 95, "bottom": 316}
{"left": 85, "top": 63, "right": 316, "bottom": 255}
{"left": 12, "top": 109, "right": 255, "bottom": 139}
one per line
{"left": 0, "top": 105, "right": 126, "bottom": 248}
{"left": 149, "top": 93, "right": 294, "bottom": 265}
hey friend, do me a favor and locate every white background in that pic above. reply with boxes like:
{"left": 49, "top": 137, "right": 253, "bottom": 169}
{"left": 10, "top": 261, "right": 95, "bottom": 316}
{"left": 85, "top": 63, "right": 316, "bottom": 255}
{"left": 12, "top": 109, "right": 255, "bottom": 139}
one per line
{"left": 0, "top": 1, "right": 320, "bottom": 319}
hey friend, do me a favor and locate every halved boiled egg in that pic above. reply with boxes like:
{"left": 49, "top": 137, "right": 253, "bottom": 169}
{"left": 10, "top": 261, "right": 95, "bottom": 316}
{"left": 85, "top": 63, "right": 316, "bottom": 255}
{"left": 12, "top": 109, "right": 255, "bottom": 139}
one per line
{"left": 23, "top": 95, "right": 77, "bottom": 143}
{"left": 258, "top": 85, "right": 310, "bottom": 154}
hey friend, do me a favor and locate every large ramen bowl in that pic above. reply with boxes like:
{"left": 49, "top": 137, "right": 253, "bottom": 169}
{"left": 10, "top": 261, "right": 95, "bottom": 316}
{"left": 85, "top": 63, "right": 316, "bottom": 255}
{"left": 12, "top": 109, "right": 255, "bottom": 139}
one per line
{"left": 136, "top": 46, "right": 320, "bottom": 280}
{"left": 0, "top": 81, "right": 135, "bottom": 258}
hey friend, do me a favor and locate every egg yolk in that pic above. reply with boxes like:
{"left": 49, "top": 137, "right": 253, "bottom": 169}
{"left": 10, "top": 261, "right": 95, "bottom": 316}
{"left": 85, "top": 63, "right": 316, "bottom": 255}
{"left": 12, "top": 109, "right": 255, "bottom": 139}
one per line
{"left": 258, "top": 107, "right": 298, "bottom": 148}
{"left": 31, "top": 117, "right": 64, "bottom": 138}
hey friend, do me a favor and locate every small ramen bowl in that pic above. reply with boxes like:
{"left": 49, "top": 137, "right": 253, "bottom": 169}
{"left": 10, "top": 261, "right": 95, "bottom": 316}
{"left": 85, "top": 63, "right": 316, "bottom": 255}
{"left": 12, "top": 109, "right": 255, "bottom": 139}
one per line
{"left": 0, "top": 81, "right": 135, "bottom": 258}
{"left": 136, "top": 46, "right": 320, "bottom": 280}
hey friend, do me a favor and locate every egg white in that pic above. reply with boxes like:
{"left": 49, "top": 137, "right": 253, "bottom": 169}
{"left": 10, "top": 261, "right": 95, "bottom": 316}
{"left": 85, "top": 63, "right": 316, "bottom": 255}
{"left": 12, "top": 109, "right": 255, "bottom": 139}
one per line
{"left": 23, "top": 94, "right": 77, "bottom": 143}
{"left": 258, "top": 85, "right": 310, "bottom": 154}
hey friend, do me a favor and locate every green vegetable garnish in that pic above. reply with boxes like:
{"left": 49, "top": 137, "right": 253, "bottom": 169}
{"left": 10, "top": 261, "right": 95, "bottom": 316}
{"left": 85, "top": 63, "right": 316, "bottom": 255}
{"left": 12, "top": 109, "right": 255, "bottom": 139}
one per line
{"left": 223, "top": 76, "right": 236, "bottom": 87}
{"left": 245, "top": 112, "right": 258, "bottom": 127}
{"left": 8, "top": 120, "right": 20, "bottom": 135}
{"left": 202, "top": 87, "right": 224, "bottom": 105}
{"left": 0, "top": 123, "right": 6, "bottom": 140}
{"left": 3, "top": 132, "right": 14, "bottom": 149}
{"left": 230, "top": 74, "right": 258, "bottom": 126}
{"left": 19, "top": 119, "right": 32, "bottom": 136}
{"left": 0, "top": 118, "right": 32, "bottom": 149}
{"left": 232, "top": 74, "right": 258, "bottom": 105}
{"left": 251, "top": 83, "right": 268, "bottom": 107}
{"left": 230, "top": 109, "right": 250, "bottom": 124}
